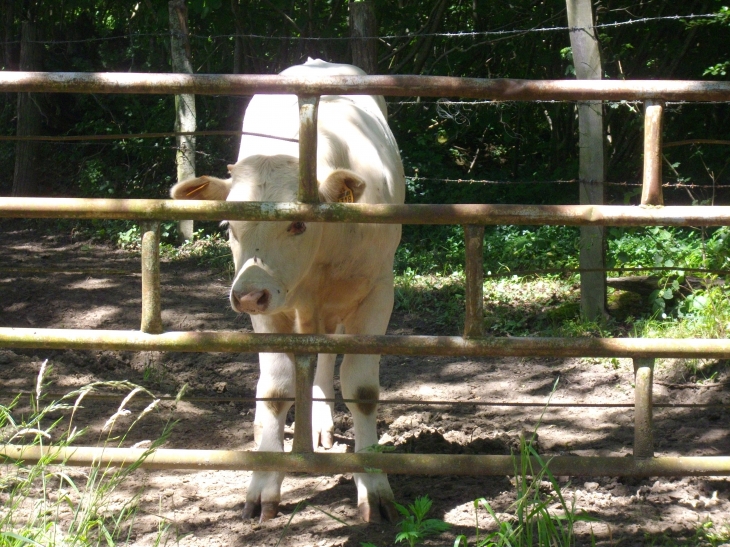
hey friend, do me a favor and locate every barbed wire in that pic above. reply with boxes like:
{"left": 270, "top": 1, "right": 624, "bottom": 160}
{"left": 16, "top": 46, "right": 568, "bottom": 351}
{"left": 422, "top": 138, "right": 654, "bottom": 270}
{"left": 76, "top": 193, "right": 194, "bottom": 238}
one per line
{"left": 390, "top": 100, "right": 730, "bottom": 106}
{"left": 405, "top": 176, "right": 726, "bottom": 189}
{"left": 485, "top": 266, "right": 730, "bottom": 278}
{"left": 0, "top": 265, "right": 727, "bottom": 280}
{"left": 0, "top": 130, "right": 294, "bottom": 143}
{"left": 0, "top": 13, "right": 721, "bottom": 46}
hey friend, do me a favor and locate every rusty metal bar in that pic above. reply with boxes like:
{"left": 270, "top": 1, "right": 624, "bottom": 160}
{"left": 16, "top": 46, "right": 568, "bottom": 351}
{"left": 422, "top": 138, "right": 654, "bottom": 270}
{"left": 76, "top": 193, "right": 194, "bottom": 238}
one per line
{"left": 3, "top": 327, "right": 730, "bottom": 358}
{"left": 4, "top": 444, "right": 730, "bottom": 477}
{"left": 4, "top": 199, "right": 730, "bottom": 226}
{"left": 633, "top": 358, "right": 655, "bottom": 459}
{"left": 140, "top": 222, "right": 163, "bottom": 334}
{"left": 463, "top": 225, "right": 485, "bottom": 338}
{"left": 2, "top": 73, "right": 730, "bottom": 101}
{"left": 1, "top": 389, "right": 726, "bottom": 408}
{"left": 641, "top": 101, "right": 665, "bottom": 206}
{"left": 293, "top": 354, "right": 316, "bottom": 453}
{"left": 298, "top": 96, "right": 320, "bottom": 203}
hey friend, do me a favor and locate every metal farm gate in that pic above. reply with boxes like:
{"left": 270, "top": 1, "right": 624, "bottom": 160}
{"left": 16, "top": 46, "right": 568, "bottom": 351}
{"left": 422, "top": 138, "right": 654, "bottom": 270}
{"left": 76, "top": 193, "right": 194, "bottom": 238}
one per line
{"left": 2, "top": 72, "right": 730, "bottom": 479}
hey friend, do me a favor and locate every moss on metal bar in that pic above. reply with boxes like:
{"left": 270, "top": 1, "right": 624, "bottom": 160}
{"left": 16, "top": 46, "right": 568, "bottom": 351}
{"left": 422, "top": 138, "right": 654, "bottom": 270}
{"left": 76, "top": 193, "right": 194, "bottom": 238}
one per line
{"left": 3, "top": 445, "right": 730, "bottom": 477}
{"left": 1, "top": 328, "right": 730, "bottom": 359}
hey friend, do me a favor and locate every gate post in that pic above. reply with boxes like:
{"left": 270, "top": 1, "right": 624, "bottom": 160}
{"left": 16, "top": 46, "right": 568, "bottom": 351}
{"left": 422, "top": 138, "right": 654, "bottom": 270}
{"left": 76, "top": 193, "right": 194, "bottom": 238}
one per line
{"left": 140, "top": 222, "right": 163, "bottom": 334}
{"left": 293, "top": 354, "right": 316, "bottom": 453}
{"left": 633, "top": 358, "right": 655, "bottom": 459}
{"left": 298, "top": 96, "right": 320, "bottom": 203}
{"left": 566, "top": 0, "right": 607, "bottom": 321}
{"left": 463, "top": 225, "right": 485, "bottom": 338}
{"left": 641, "top": 101, "right": 664, "bottom": 206}
{"left": 292, "top": 95, "right": 320, "bottom": 453}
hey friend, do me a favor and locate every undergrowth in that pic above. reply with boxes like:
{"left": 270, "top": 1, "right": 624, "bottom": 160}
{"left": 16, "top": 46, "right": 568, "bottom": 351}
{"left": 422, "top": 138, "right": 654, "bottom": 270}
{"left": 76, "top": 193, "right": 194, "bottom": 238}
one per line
{"left": 0, "top": 362, "right": 181, "bottom": 547}
{"left": 61, "top": 218, "right": 730, "bottom": 341}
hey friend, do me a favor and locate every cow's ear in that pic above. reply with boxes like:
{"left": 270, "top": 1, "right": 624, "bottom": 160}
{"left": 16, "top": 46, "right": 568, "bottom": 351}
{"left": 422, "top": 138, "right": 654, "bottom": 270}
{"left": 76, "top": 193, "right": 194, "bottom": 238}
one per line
{"left": 170, "top": 176, "right": 232, "bottom": 200}
{"left": 319, "top": 169, "right": 366, "bottom": 203}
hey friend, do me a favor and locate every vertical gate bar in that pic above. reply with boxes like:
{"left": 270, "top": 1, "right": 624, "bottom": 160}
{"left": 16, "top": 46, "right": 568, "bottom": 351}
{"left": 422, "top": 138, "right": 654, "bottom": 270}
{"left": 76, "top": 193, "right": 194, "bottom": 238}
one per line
{"left": 294, "top": 95, "right": 319, "bottom": 453}
{"left": 140, "top": 222, "right": 163, "bottom": 334}
{"left": 298, "top": 95, "right": 320, "bottom": 204}
{"left": 641, "top": 100, "right": 664, "bottom": 207}
{"left": 293, "top": 353, "right": 316, "bottom": 453}
{"left": 633, "top": 358, "right": 655, "bottom": 459}
{"left": 463, "top": 225, "right": 485, "bottom": 338}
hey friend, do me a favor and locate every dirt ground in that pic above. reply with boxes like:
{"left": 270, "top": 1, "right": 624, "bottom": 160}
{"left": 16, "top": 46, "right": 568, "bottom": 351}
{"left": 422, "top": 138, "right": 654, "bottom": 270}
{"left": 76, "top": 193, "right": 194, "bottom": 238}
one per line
{"left": 2, "top": 220, "right": 730, "bottom": 546}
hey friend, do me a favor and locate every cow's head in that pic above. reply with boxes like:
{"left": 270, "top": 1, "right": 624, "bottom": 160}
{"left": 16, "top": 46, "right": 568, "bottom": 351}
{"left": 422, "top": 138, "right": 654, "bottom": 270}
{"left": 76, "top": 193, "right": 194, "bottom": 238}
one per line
{"left": 170, "top": 154, "right": 366, "bottom": 315}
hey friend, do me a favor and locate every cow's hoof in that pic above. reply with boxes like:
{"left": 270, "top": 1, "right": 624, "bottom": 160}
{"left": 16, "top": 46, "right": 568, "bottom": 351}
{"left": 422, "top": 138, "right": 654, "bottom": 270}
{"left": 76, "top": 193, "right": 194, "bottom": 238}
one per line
{"left": 242, "top": 500, "right": 279, "bottom": 522}
{"left": 242, "top": 501, "right": 259, "bottom": 520}
{"left": 260, "top": 501, "right": 280, "bottom": 521}
{"left": 358, "top": 498, "right": 398, "bottom": 523}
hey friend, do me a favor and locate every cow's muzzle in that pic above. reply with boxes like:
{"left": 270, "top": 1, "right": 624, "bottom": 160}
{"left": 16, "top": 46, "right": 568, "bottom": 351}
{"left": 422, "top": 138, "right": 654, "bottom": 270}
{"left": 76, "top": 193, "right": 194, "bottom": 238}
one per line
{"left": 231, "top": 289, "right": 271, "bottom": 314}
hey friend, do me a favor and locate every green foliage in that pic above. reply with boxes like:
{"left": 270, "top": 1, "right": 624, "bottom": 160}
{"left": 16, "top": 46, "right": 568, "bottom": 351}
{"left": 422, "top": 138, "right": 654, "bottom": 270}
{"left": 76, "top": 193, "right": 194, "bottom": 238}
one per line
{"left": 394, "top": 496, "right": 451, "bottom": 547}
{"left": 360, "top": 496, "right": 451, "bottom": 547}
{"left": 484, "top": 225, "right": 579, "bottom": 273}
{"left": 637, "top": 283, "right": 730, "bottom": 339}
{"left": 607, "top": 226, "right": 730, "bottom": 270}
{"left": 704, "top": 61, "right": 730, "bottom": 77}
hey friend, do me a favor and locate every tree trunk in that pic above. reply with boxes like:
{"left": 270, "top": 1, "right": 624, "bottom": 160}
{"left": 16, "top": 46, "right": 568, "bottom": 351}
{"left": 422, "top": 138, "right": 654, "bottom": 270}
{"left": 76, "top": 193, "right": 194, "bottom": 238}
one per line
{"left": 12, "top": 21, "right": 42, "bottom": 197}
{"left": 566, "top": 0, "right": 606, "bottom": 321}
{"left": 3, "top": 0, "right": 16, "bottom": 70}
{"left": 349, "top": 0, "right": 377, "bottom": 74}
{"left": 169, "top": 0, "right": 196, "bottom": 242}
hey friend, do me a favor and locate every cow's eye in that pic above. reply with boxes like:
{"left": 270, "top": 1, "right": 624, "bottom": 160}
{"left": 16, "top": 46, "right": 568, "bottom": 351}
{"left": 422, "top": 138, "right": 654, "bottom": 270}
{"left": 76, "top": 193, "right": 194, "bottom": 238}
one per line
{"left": 287, "top": 221, "right": 306, "bottom": 235}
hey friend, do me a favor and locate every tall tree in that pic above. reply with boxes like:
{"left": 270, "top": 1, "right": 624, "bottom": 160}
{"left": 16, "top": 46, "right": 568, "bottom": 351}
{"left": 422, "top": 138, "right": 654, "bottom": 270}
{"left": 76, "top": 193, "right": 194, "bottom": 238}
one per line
{"left": 12, "top": 20, "right": 42, "bottom": 197}
{"left": 169, "top": 0, "right": 196, "bottom": 242}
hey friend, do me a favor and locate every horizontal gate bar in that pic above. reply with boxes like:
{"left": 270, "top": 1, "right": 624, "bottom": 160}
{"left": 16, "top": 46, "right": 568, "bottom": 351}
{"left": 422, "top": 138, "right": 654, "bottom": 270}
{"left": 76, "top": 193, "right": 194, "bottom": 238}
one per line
{"left": 2, "top": 327, "right": 730, "bottom": 358}
{"left": 1, "top": 73, "right": 730, "bottom": 101}
{"left": 2, "top": 199, "right": 730, "bottom": 226}
{"left": 3, "top": 445, "right": 730, "bottom": 477}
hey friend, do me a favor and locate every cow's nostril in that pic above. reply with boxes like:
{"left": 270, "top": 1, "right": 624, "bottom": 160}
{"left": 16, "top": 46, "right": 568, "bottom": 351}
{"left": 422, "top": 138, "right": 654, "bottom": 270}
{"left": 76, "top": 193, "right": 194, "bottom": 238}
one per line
{"left": 257, "top": 290, "right": 270, "bottom": 308}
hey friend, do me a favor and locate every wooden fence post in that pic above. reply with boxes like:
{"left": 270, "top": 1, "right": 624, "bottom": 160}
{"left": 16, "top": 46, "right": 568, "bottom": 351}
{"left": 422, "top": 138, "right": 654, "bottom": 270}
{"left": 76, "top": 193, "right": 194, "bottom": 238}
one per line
{"left": 566, "top": 0, "right": 606, "bottom": 321}
{"left": 349, "top": 0, "right": 377, "bottom": 74}
{"left": 169, "top": 0, "right": 196, "bottom": 242}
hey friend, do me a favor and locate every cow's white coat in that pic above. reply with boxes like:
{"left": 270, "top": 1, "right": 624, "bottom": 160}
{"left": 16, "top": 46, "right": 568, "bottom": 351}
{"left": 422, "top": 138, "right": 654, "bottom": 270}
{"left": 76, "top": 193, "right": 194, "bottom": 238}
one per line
{"left": 171, "top": 59, "right": 405, "bottom": 522}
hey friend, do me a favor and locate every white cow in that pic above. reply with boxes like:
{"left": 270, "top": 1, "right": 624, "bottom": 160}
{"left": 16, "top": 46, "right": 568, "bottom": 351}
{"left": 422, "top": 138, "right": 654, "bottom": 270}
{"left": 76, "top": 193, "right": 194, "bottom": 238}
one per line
{"left": 171, "top": 59, "right": 405, "bottom": 523}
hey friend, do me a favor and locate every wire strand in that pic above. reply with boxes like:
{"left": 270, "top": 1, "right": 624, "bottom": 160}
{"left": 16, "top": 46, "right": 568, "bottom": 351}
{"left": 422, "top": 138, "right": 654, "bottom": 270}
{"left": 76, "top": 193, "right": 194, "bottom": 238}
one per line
{"left": 0, "top": 13, "right": 721, "bottom": 46}
{"left": 2, "top": 391, "right": 726, "bottom": 409}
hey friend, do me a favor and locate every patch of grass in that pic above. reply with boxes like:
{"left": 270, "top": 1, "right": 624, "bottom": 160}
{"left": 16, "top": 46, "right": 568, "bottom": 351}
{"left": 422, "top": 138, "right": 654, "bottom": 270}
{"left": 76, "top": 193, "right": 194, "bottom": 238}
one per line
{"left": 643, "top": 519, "right": 730, "bottom": 547}
{"left": 161, "top": 229, "right": 233, "bottom": 275}
{"left": 482, "top": 276, "right": 579, "bottom": 336}
{"left": 0, "top": 362, "right": 181, "bottom": 547}
{"left": 455, "top": 382, "right": 601, "bottom": 547}
{"left": 394, "top": 270, "right": 466, "bottom": 332}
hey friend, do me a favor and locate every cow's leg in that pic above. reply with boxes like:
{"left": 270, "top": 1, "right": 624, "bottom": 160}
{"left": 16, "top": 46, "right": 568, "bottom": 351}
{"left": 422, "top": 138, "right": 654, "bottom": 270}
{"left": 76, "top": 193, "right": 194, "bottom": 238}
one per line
{"left": 312, "top": 352, "right": 336, "bottom": 449}
{"left": 245, "top": 316, "right": 295, "bottom": 522}
{"left": 342, "top": 281, "right": 398, "bottom": 523}
{"left": 244, "top": 351, "right": 294, "bottom": 521}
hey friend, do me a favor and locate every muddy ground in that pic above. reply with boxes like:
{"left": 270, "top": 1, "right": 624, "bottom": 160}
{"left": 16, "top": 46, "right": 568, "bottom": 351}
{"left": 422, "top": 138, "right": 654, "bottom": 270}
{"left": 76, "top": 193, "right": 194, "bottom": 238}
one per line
{"left": 2, "top": 220, "right": 730, "bottom": 546}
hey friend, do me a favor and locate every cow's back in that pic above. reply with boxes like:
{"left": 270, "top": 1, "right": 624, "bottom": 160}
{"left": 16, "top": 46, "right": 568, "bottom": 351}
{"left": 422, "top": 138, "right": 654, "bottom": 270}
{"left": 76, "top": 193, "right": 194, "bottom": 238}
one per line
{"left": 237, "top": 59, "right": 404, "bottom": 206}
